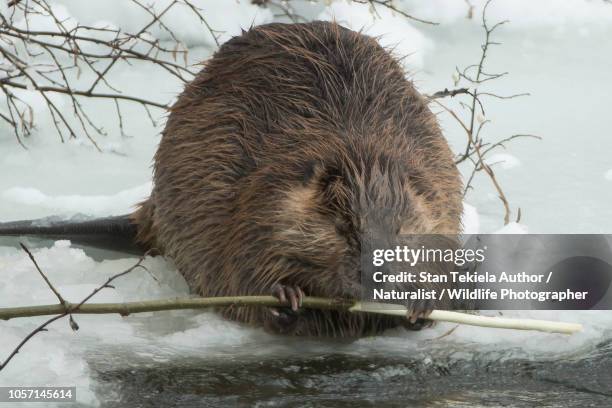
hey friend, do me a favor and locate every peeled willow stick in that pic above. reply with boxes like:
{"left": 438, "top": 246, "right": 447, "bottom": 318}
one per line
{"left": 0, "top": 296, "right": 582, "bottom": 334}
{"left": 350, "top": 302, "right": 583, "bottom": 335}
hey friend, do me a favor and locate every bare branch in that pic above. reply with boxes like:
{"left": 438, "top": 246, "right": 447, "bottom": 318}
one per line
{"left": 19, "top": 243, "right": 66, "bottom": 307}
{"left": 354, "top": 0, "right": 439, "bottom": 25}
{"left": 427, "top": 87, "right": 471, "bottom": 99}
{"left": 430, "top": 0, "right": 540, "bottom": 225}
{"left": 1, "top": 0, "right": 207, "bottom": 148}
{"left": 0, "top": 252, "right": 148, "bottom": 372}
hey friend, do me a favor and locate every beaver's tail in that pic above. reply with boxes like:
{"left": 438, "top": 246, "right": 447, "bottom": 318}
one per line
{"left": 0, "top": 214, "right": 147, "bottom": 254}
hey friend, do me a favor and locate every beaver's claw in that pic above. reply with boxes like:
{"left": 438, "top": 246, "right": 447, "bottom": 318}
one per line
{"left": 265, "top": 283, "right": 305, "bottom": 334}
{"left": 405, "top": 299, "right": 434, "bottom": 330}
{"left": 271, "top": 283, "right": 304, "bottom": 311}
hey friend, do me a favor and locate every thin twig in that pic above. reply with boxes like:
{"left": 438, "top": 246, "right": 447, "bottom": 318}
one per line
{"left": 0, "top": 252, "right": 148, "bottom": 372}
{"left": 19, "top": 243, "right": 66, "bottom": 307}
{"left": 0, "top": 246, "right": 582, "bottom": 372}
{"left": 356, "top": 0, "right": 439, "bottom": 25}
{"left": 1, "top": 0, "right": 201, "bottom": 147}
{"left": 427, "top": 87, "right": 471, "bottom": 99}
{"left": 0, "top": 296, "right": 582, "bottom": 335}
{"left": 429, "top": 0, "right": 539, "bottom": 225}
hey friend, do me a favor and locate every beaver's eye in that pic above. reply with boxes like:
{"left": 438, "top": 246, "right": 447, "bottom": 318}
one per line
{"left": 333, "top": 215, "right": 348, "bottom": 234}
{"left": 300, "top": 160, "right": 318, "bottom": 186}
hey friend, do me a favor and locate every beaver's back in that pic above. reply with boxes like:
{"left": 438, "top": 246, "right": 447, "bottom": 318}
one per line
{"left": 158, "top": 21, "right": 450, "bottom": 164}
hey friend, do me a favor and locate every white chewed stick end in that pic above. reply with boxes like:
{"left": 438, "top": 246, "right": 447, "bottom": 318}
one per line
{"left": 348, "top": 302, "right": 583, "bottom": 335}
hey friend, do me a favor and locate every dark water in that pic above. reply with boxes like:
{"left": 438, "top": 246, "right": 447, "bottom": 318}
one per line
{"left": 87, "top": 339, "right": 612, "bottom": 408}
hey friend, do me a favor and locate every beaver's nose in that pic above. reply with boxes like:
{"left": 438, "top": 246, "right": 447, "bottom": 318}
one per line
{"left": 362, "top": 261, "right": 391, "bottom": 279}
{"left": 361, "top": 247, "right": 393, "bottom": 284}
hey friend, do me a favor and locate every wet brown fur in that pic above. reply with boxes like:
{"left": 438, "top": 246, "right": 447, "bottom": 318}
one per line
{"left": 131, "top": 21, "right": 463, "bottom": 337}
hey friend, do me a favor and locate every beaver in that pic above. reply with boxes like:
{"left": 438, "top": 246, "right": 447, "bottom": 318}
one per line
{"left": 0, "top": 21, "right": 463, "bottom": 337}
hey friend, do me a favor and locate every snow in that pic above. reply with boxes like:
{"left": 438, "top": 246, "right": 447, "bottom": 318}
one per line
{"left": 1, "top": 183, "right": 151, "bottom": 217}
{"left": 52, "top": 0, "right": 274, "bottom": 48}
{"left": 462, "top": 202, "right": 480, "bottom": 235}
{"left": 401, "top": 0, "right": 612, "bottom": 27}
{"left": 0, "top": 242, "right": 190, "bottom": 407}
{"left": 494, "top": 221, "right": 528, "bottom": 234}
{"left": 484, "top": 153, "right": 521, "bottom": 170}
{"left": 1, "top": 1, "right": 612, "bottom": 406}
{"left": 318, "top": 1, "right": 431, "bottom": 69}
{"left": 15, "top": 3, "right": 78, "bottom": 34}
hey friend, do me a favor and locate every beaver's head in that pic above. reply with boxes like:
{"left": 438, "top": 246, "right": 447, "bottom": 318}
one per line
{"left": 268, "top": 147, "right": 455, "bottom": 300}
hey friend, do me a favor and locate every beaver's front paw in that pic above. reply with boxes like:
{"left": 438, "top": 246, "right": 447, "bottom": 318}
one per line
{"left": 404, "top": 299, "right": 435, "bottom": 331}
{"left": 264, "top": 283, "right": 305, "bottom": 334}
{"left": 271, "top": 283, "right": 304, "bottom": 311}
